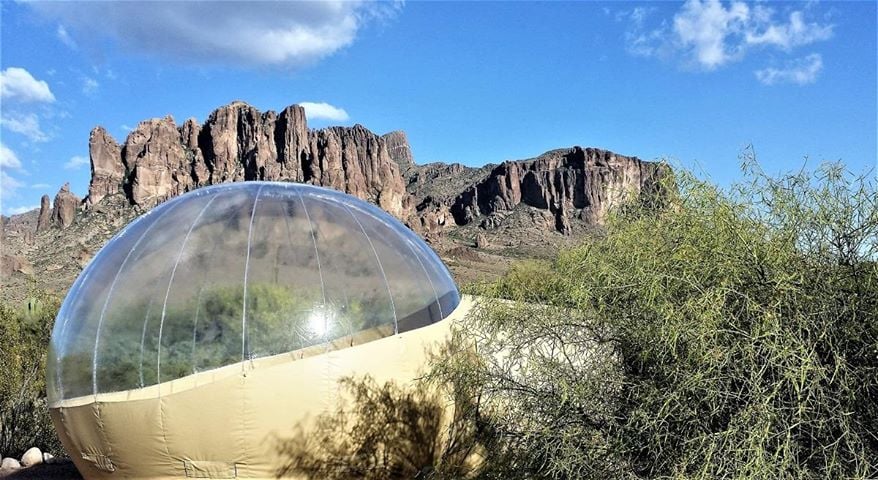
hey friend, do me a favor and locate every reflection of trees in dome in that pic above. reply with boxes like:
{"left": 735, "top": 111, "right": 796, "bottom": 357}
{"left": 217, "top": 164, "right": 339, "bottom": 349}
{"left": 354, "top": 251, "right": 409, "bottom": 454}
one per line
{"left": 83, "top": 283, "right": 396, "bottom": 395}
{"left": 49, "top": 183, "right": 462, "bottom": 403}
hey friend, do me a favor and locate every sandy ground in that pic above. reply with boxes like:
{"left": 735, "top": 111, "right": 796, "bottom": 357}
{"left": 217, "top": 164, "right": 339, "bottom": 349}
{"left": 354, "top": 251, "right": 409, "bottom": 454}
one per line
{"left": 0, "top": 461, "right": 82, "bottom": 479}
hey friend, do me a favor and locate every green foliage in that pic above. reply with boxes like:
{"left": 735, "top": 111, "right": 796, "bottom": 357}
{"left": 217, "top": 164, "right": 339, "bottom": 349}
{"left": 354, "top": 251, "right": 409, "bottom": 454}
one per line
{"left": 64, "top": 282, "right": 385, "bottom": 398}
{"left": 442, "top": 156, "right": 878, "bottom": 479}
{"left": 75, "top": 283, "right": 327, "bottom": 394}
{"left": 0, "top": 289, "right": 63, "bottom": 458}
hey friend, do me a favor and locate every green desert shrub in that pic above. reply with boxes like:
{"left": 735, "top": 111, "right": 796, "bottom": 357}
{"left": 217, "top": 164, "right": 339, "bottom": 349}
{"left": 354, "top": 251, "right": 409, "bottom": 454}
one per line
{"left": 0, "top": 289, "right": 63, "bottom": 458}
{"left": 435, "top": 156, "right": 878, "bottom": 479}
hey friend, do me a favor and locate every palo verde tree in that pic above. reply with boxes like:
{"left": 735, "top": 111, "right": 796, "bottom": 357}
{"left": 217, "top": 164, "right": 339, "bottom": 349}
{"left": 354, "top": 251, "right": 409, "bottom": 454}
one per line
{"left": 434, "top": 152, "right": 878, "bottom": 479}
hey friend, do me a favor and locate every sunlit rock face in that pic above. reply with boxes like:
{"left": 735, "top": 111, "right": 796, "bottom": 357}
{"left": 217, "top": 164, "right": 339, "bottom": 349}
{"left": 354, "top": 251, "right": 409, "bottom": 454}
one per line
{"left": 449, "top": 146, "right": 667, "bottom": 234}
{"left": 48, "top": 181, "right": 460, "bottom": 404}
{"left": 85, "top": 102, "right": 411, "bottom": 219}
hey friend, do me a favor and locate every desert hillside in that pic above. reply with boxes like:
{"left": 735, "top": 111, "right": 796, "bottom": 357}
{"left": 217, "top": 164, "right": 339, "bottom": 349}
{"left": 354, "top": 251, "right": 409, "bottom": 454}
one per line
{"left": 0, "top": 101, "right": 665, "bottom": 305}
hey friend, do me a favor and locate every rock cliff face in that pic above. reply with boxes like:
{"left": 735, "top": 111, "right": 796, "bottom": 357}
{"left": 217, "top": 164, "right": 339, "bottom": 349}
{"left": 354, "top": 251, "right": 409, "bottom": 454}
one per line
{"left": 87, "top": 127, "right": 124, "bottom": 205}
{"left": 36, "top": 195, "right": 51, "bottom": 232}
{"left": 51, "top": 184, "right": 80, "bottom": 229}
{"left": 124, "top": 116, "right": 192, "bottom": 205}
{"left": 84, "top": 101, "right": 664, "bottom": 235}
{"left": 3, "top": 101, "right": 672, "bottom": 304}
{"left": 87, "top": 101, "right": 408, "bottom": 218}
{"left": 449, "top": 147, "right": 665, "bottom": 234}
{"left": 382, "top": 130, "right": 415, "bottom": 173}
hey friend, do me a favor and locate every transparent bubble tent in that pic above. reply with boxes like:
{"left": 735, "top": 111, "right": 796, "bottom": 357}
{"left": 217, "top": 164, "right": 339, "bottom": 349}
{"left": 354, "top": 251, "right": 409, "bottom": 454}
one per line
{"left": 47, "top": 182, "right": 469, "bottom": 479}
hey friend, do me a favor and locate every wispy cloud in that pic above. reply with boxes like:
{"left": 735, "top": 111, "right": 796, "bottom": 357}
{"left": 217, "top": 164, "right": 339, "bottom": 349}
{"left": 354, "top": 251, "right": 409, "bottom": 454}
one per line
{"left": 1, "top": 113, "right": 50, "bottom": 142}
{"left": 0, "top": 142, "right": 26, "bottom": 214}
{"left": 755, "top": 53, "right": 823, "bottom": 85}
{"left": 0, "top": 142, "right": 23, "bottom": 171}
{"left": 57, "top": 24, "right": 77, "bottom": 49}
{"left": 744, "top": 10, "right": 833, "bottom": 50}
{"left": 30, "top": 183, "right": 51, "bottom": 190}
{"left": 625, "top": 0, "right": 833, "bottom": 76}
{"left": 300, "top": 102, "right": 350, "bottom": 122}
{"left": 0, "top": 170, "right": 24, "bottom": 203}
{"left": 82, "top": 76, "right": 99, "bottom": 96}
{"left": 28, "top": 2, "right": 402, "bottom": 68}
{"left": 0, "top": 67, "right": 55, "bottom": 103}
{"left": 63, "top": 155, "right": 89, "bottom": 170}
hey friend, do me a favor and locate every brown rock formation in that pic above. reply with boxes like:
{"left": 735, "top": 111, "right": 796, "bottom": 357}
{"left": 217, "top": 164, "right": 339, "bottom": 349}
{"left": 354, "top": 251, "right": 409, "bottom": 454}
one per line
{"left": 36, "top": 195, "right": 51, "bottom": 232}
{"left": 82, "top": 101, "right": 665, "bottom": 236}
{"left": 86, "top": 101, "right": 409, "bottom": 218}
{"left": 273, "top": 104, "right": 309, "bottom": 182}
{"left": 450, "top": 147, "right": 665, "bottom": 234}
{"left": 179, "top": 117, "right": 209, "bottom": 185}
{"left": 411, "top": 198, "right": 453, "bottom": 238}
{"left": 475, "top": 232, "right": 489, "bottom": 249}
{"left": 314, "top": 125, "right": 408, "bottom": 218}
{"left": 88, "top": 126, "right": 124, "bottom": 205}
{"left": 1, "top": 254, "right": 34, "bottom": 277}
{"left": 383, "top": 130, "right": 415, "bottom": 173}
{"left": 124, "top": 116, "right": 192, "bottom": 205}
{"left": 51, "top": 183, "right": 80, "bottom": 229}
{"left": 199, "top": 101, "right": 273, "bottom": 183}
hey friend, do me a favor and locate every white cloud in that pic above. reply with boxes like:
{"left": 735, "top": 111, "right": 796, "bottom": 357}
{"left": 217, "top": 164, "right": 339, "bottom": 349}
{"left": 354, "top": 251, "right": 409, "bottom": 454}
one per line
{"left": 64, "top": 155, "right": 90, "bottom": 170}
{"left": 300, "top": 102, "right": 350, "bottom": 122}
{"left": 673, "top": 0, "right": 750, "bottom": 69}
{"left": 0, "top": 170, "right": 23, "bottom": 192}
{"left": 629, "top": 7, "right": 654, "bottom": 29}
{"left": 745, "top": 11, "right": 833, "bottom": 50}
{"left": 1, "top": 112, "right": 50, "bottom": 142}
{"left": 0, "top": 67, "right": 56, "bottom": 103}
{"left": 0, "top": 142, "right": 23, "bottom": 171}
{"left": 82, "top": 77, "right": 99, "bottom": 95}
{"left": 30, "top": 183, "right": 51, "bottom": 189}
{"left": 0, "top": 170, "right": 25, "bottom": 214}
{"left": 6, "top": 204, "right": 40, "bottom": 215}
{"left": 28, "top": 2, "right": 402, "bottom": 68}
{"left": 626, "top": 0, "right": 833, "bottom": 71}
{"left": 755, "top": 53, "right": 823, "bottom": 85}
{"left": 57, "top": 24, "right": 77, "bottom": 49}
{"left": 0, "top": 142, "right": 26, "bottom": 214}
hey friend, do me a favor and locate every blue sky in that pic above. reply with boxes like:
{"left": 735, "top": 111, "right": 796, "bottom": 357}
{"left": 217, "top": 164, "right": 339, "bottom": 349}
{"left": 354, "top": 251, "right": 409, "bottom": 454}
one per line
{"left": 1, "top": 0, "right": 875, "bottom": 215}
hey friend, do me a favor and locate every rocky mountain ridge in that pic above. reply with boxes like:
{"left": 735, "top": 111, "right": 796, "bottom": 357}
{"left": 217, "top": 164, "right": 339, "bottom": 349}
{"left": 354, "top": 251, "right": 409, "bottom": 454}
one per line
{"left": 82, "top": 101, "right": 664, "bottom": 234}
{"left": 449, "top": 146, "right": 664, "bottom": 234}
{"left": 87, "top": 101, "right": 409, "bottom": 219}
{"left": 1, "top": 100, "right": 666, "bottom": 304}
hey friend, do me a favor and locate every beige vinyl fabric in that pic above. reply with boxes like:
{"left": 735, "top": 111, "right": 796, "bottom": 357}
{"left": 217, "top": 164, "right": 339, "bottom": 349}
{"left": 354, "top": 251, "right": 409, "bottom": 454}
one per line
{"left": 51, "top": 296, "right": 475, "bottom": 479}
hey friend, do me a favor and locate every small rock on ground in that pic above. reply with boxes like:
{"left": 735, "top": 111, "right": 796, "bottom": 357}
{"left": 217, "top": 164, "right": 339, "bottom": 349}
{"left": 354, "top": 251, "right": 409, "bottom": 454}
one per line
{"left": 19, "top": 448, "right": 42, "bottom": 468}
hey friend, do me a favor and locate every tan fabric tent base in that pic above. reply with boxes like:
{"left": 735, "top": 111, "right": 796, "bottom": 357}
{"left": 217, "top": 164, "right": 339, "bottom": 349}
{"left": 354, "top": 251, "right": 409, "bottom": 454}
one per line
{"left": 50, "top": 296, "right": 475, "bottom": 479}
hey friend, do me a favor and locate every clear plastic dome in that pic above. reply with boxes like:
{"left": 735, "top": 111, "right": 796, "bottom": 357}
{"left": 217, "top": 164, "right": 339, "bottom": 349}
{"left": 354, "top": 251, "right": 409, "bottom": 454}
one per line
{"left": 47, "top": 182, "right": 460, "bottom": 405}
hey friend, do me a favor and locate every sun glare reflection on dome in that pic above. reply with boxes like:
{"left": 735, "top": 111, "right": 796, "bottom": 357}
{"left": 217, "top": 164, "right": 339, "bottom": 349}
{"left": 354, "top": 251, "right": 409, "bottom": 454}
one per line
{"left": 307, "top": 305, "right": 334, "bottom": 338}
